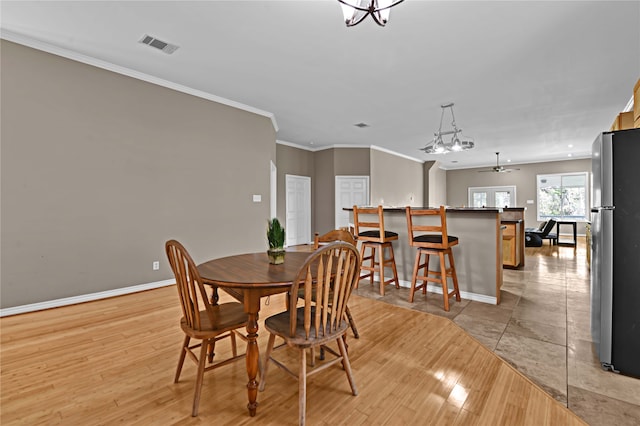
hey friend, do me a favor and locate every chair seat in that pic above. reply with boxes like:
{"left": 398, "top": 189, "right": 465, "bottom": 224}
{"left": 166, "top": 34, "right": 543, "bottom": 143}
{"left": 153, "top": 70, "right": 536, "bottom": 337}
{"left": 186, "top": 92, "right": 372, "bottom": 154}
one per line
{"left": 358, "top": 230, "right": 398, "bottom": 240}
{"left": 265, "top": 306, "right": 349, "bottom": 348}
{"left": 180, "top": 302, "right": 248, "bottom": 339}
{"left": 413, "top": 234, "right": 459, "bottom": 245}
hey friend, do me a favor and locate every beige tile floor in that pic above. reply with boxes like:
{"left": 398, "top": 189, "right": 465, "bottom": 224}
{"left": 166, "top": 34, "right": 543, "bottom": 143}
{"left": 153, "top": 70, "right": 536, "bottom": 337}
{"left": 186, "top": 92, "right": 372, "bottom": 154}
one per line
{"left": 351, "top": 240, "right": 640, "bottom": 426}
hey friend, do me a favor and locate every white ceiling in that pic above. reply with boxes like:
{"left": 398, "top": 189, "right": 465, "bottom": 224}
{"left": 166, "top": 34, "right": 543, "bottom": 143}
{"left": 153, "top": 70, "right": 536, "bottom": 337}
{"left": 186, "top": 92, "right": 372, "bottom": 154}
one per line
{"left": 1, "top": 1, "right": 639, "bottom": 169}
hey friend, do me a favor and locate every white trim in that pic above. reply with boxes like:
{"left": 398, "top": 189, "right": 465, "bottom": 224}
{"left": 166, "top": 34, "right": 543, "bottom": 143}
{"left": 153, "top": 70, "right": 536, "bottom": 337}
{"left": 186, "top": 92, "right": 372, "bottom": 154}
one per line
{"left": 372, "top": 277, "right": 498, "bottom": 305}
{"left": 0, "top": 279, "right": 175, "bottom": 317}
{"left": 0, "top": 29, "right": 278, "bottom": 132}
{"left": 370, "top": 145, "right": 424, "bottom": 164}
{"left": 276, "top": 139, "right": 315, "bottom": 151}
{"left": 275, "top": 140, "right": 425, "bottom": 164}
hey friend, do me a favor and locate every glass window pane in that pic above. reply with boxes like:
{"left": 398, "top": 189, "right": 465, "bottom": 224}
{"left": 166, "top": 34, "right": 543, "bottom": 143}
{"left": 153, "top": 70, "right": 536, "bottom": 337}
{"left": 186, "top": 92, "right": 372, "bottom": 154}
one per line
{"left": 495, "top": 191, "right": 511, "bottom": 207}
{"left": 473, "top": 192, "right": 487, "bottom": 207}
{"left": 537, "top": 172, "right": 588, "bottom": 221}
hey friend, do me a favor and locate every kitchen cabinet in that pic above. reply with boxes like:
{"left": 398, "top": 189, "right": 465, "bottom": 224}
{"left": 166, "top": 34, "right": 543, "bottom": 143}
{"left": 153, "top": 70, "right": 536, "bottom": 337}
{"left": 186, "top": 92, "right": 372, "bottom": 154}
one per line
{"left": 502, "top": 221, "right": 522, "bottom": 268}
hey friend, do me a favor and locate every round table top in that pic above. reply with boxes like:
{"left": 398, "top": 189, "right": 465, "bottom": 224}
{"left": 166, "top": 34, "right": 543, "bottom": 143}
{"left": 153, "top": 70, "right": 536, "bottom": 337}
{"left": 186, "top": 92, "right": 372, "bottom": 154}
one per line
{"left": 197, "top": 251, "right": 312, "bottom": 289}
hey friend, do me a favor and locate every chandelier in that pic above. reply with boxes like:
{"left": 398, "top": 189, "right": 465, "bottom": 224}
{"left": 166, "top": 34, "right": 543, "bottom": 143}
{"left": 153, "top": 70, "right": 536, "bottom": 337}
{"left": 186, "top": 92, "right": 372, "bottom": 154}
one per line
{"left": 338, "top": 0, "right": 405, "bottom": 27}
{"left": 421, "top": 103, "right": 475, "bottom": 154}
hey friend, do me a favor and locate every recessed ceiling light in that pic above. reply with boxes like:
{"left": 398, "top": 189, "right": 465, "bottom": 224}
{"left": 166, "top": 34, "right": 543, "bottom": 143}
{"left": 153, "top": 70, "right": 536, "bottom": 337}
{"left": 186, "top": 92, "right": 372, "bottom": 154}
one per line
{"left": 568, "top": 144, "right": 574, "bottom": 148}
{"left": 507, "top": 159, "right": 511, "bottom": 163}
{"left": 568, "top": 153, "right": 573, "bottom": 157}
{"left": 451, "top": 160, "right": 458, "bottom": 163}
{"left": 354, "top": 123, "right": 370, "bottom": 128}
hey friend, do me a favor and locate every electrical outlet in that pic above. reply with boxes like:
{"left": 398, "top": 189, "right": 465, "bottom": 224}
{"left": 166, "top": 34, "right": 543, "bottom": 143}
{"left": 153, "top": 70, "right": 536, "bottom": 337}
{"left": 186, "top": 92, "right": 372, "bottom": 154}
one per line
{"left": 152, "top": 261, "right": 160, "bottom": 271}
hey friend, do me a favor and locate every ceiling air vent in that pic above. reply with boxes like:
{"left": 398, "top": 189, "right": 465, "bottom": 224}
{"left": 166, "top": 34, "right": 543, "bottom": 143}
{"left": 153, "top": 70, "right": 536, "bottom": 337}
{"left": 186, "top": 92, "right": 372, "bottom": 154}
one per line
{"left": 139, "top": 34, "right": 179, "bottom": 54}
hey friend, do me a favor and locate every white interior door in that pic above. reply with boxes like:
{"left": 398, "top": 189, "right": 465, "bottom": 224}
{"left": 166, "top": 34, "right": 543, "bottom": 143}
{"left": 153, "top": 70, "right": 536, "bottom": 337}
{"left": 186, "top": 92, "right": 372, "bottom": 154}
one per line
{"left": 468, "top": 186, "right": 516, "bottom": 207}
{"left": 285, "top": 174, "right": 311, "bottom": 246}
{"left": 335, "top": 176, "right": 370, "bottom": 229}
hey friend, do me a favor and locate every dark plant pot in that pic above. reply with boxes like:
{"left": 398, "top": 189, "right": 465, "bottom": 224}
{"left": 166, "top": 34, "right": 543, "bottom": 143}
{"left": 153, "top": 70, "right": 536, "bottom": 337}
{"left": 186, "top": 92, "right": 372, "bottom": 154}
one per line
{"left": 267, "top": 248, "right": 286, "bottom": 265}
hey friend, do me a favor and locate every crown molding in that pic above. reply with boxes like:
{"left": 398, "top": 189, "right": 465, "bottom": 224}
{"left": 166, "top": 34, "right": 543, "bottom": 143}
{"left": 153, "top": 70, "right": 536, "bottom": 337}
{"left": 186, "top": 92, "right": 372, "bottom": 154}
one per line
{"left": 276, "top": 140, "right": 424, "bottom": 164}
{"left": 0, "top": 29, "right": 279, "bottom": 132}
{"left": 370, "top": 145, "right": 424, "bottom": 163}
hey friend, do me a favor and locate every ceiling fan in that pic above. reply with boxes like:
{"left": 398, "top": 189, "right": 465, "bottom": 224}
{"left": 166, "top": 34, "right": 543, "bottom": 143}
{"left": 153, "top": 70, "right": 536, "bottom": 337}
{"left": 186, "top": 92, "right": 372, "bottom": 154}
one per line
{"left": 479, "top": 152, "right": 520, "bottom": 173}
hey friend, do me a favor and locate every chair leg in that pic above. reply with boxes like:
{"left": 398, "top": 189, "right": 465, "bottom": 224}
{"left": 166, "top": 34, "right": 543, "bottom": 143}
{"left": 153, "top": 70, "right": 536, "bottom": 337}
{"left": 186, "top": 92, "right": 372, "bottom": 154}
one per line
{"left": 439, "top": 253, "right": 450, "bottom": 312}
{"left": 310, "top": 347, "right": 316, "bottom": 366}
{"left": 362, "top": 244, "right": 376, "bottom": 287}
{"left": 175, "top": 335, "right": 190, "bottom": 383}
{"left": 192, "top": 339, "right": 209, "bottom": 417}
{"left": 337, "top": 335, "right": 358, "bottom": 396}
{"left": 387, "top": 243, "right": 400, "bottom": 289}
{"left": 409, "top": 249, "right": 421, "bottom": 303}
{"left": 230, "top": 331, "right": 238, "bottom": 357}
{"left": 259, "top": 333, "right": 276, "bottom": 392}
{"left": 447, "top": 250, "right": 461, "bottom": 302}
{"left": 207, "top": 339, "right": 216, "bottom": 363}
{"left": 378, "top": 245, "right": 386, "bottom": 296}
{"left": 299, "top": 347, "right": 307, "bottom": 426}
{"left": 422, "top": 253, "right": 430, "bottom": 295}
{"left": 345, "top": 306, "right": 359, "bottom": 338}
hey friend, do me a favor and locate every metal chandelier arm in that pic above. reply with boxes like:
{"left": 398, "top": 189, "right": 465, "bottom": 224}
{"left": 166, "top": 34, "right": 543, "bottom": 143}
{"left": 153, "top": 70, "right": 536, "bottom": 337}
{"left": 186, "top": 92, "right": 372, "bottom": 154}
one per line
{"left": 338, "top": 0, "right": 406, "bottom": 27}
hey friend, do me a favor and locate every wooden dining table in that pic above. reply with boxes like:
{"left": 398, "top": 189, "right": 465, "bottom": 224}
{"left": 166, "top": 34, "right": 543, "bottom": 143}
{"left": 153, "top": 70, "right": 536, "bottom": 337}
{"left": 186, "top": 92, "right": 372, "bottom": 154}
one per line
{"left": 196, "top": 250, "right": 313, "bottom": 417}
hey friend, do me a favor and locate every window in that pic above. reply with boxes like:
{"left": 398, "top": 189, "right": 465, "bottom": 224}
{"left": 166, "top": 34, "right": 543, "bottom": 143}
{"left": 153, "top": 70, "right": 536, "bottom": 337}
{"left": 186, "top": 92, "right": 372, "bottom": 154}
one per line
{"left": 537, "top": 172, "right": 588, "bottom": 221}
{"left": 468, "top": 186, "right": 516, "bottom": 208}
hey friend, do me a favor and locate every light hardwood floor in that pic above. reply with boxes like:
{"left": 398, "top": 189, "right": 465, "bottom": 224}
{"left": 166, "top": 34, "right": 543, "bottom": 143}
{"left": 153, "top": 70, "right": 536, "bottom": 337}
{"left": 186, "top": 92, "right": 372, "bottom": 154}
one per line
{"left": 351, "top": 238, "right": 640, "bottom": 425}
{"left": 1, "top": 279, "right": 585, "bottom": 424}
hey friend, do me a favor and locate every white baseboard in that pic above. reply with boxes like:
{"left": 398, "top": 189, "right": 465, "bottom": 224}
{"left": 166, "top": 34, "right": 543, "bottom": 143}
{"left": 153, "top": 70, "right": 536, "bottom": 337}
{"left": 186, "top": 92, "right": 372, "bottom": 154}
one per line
{"left": 372, "top": 276, "right": 498, "bottom": 305}
{"left": 0, "top": 279, "right": 175, "bottom": 317}
{"left": 1, "top": 272, "right": 499, "bottom": 317}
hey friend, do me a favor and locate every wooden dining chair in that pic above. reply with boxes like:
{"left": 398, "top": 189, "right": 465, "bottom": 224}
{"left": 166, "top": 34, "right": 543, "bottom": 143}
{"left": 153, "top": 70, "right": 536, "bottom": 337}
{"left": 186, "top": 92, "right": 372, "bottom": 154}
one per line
{"left": 259, "top": 242, "right": 360, "bottom": 426}
{"left": 165, "top": 239, "right": 248, "bottom": 417}
{"left": 313, "top": 229, "right": 359, "bottom": 339}
{"left": 405, "top": 206, "right": 461, "bottom": 311}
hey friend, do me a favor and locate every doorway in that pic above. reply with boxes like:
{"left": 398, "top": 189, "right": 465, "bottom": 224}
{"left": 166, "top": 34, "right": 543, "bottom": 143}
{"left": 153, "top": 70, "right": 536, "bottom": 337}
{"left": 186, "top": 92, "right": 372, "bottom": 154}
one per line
{"left": 285, "top": 174, "right": 311, "bottom": 246}
{"left": 335, "top": 176, "right": 370, "bottom": 229}
{"left": 468, "top": 185, "right": 517, "bottom": 207}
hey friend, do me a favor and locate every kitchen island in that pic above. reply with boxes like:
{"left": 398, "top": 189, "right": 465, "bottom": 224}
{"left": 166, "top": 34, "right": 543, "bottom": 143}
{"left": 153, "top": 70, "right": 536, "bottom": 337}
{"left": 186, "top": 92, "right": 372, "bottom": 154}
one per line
{"left": 346, "top": 207, "right": 504, "bottom": 305}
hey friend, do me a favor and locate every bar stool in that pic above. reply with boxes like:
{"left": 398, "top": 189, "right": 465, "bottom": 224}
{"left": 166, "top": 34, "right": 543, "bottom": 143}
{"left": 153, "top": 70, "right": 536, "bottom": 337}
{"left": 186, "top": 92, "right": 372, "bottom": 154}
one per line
{"left": 405, "top": 206, "right": 461, "bottom": 311}
{"left": 353, "top": 205, "right": 400, "bottom": 296}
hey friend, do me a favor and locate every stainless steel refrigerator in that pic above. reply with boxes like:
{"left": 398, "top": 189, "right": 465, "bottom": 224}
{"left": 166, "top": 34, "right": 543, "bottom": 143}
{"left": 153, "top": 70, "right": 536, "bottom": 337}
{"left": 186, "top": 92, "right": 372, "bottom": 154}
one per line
{"left": 591, "top": 128, "right": 640, "bottom": 378}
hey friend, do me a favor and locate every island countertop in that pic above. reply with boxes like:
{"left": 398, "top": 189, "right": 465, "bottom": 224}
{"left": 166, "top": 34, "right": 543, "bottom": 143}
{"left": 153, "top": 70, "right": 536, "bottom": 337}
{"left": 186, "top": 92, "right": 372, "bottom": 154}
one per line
{"left": 343, "top": 206, "right": 503, "bottom": 213}
{"left": 346, "top": 207, "right": 505, "bottom": 305}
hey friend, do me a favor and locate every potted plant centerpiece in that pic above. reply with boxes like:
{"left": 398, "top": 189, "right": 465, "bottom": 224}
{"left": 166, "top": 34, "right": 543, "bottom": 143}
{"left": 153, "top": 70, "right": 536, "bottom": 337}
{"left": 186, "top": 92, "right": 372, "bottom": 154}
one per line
{"left": 267, "top": 218, "right": 286, "bottom": 264}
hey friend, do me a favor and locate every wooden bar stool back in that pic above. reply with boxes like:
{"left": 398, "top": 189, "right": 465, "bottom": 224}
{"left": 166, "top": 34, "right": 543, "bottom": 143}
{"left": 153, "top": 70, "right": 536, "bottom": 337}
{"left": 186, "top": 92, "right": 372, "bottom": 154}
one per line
{"left": 353, "top": 205, "right": 400, "bottom": 296}
{"left": 405, "top": 206, "right": 461, "bottom": 311}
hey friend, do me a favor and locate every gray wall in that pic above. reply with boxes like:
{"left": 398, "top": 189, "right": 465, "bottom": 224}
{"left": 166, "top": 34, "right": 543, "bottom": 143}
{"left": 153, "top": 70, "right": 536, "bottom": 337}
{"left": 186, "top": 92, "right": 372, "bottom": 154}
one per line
{"left": 370, "top": 149, "right": 423, "bottom": 207}
{"left": 275, "top": 144, "right": 315, "bottom": 231}
{"left": 446, "top": 158, "right": 592, "bottom": 233}
{"left": 428, "top": 161, "right": 447, "bottom": 207}
{"left": 312, "top": 147, "right": 371, "bottom": 234}
{"left": 1, "top": 40, "right": 276, "bottom": 308}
